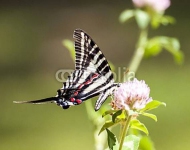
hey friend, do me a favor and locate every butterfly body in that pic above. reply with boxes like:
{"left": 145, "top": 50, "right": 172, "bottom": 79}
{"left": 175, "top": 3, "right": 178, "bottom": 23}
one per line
{"left": 14, "top": 29, "right": 119, "bottom": 111}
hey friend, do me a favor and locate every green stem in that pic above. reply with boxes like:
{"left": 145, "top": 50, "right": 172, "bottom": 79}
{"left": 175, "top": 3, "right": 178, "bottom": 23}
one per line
{"left": 128, "top": 29, "right": 148, "bottom": 73}
{"left": 85, "top": 101, "right": 106, "bottom": 150}
{"left": 119, "top": 124, "right": 124, "bottom": 142}
{"left": 119, "top": 115, "right": 132, "bottom": 150}
{"left": 84, "top": 100, "right": 95, "bottom": 121}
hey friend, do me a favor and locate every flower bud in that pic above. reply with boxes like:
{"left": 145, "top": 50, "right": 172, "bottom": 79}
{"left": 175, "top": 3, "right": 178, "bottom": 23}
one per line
{"left": 132, "top": 0, "right": 170, "bottom": 12}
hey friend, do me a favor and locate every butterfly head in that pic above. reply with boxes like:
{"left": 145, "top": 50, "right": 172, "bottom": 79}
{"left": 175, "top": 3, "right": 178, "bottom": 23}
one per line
{"left": 55, "top": 98, "right": 70, "bottom": 109}
{"left": 55, "top": 89, "right": 68, "bottom": 109}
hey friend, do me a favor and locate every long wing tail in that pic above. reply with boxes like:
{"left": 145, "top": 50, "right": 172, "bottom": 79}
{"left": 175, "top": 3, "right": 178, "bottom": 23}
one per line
{"left": 94, "top": 83, "right": 120, "bottom": 111}
{"left": 13, "top": 97, "right": 58, "bottom": 104}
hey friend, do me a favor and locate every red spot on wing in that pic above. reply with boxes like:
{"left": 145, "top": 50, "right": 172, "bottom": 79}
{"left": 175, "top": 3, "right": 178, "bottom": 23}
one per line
{"left": 70, "top": 98, "right": 75, "bottom": 102}
{"left": 78, "top": 84, "right": 84, "bottom": 89}
{"left": 92, "top": 73, "right": 99, "bottom": 78}
{"left": 73, "top": 73, "right": 100, "bottom": 97}
{"left": 74, "top": 91, "right": 78, "bottom": 96}
{"left": 85, "top": 81, "right": 91, "bottom": 85}
{"left": 83, "top": 73, "right": 99, "bottom": 86}
{"left": 76, "top": 99, "right": 82, "bottom": 104}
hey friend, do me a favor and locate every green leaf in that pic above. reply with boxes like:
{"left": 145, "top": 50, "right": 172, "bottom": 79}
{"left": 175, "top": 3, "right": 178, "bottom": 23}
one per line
{"left": 122, "top": 135, "right": 140, "bottom": 150}
{"left": 102, "top": 110, "right": 118, "bottom": 118}
{"left": 173, "top": 50, "right": 184, "bottom": 64}
{"left": 130, "top": 119, "right": 149, "bottom": 135}
{"left": 145, "top": 36, "right": 181, "bottom": 56}
{"left": 141, "top": 100, "right": 166, "bottom": 112}
{"left": 135, "top": 9, "right": 150, "bottom": 29}
{"left": 99, "top": 120, "right": 120, "bottom": 135}
{"left": 145, "top": 36, "right": 184, "bottom": 64}
{"left": 112, "top": 110, "right": 122, "bottom": 123}
{"left": 151, "top": 16, "right": 161, "bottom": 29}
{"left": 106, "top": 129, "right": 117, "bottom": 150}
{"left": 151, "top": 14, "right": 175, "bottom": 29}
{"left": 163, "top": 37, "right": 183, "bottom": 64}
{"left": 105, "top": 145, "right": 119, "bottom": 150}
{"left": 119, "top": 9, "right": 135, "bottom": 23}
{"left": 161, "top": 15, "right": 176, "bottom": 25}
{"left": 145, "top": 38, "right": 163, "bottom": 57}
{"left": 169, "top": 37, "right": 180, "bottom": 50}
{"left": 105, "top": 141, "right": 119, "bottom": 150}
{"left": 141, "top": 112, "right": 157, "bottom": 122}
{"left": 62, "top": 39, "right": 75, "bottom": 61}
{"left": 139, "top": 136, "right": 155, "bottom": 150}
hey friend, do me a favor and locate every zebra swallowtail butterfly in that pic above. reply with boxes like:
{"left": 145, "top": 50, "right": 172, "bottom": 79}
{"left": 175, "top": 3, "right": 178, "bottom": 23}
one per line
{"left": 14, "top": 29, "right": 119, "bottom": 111}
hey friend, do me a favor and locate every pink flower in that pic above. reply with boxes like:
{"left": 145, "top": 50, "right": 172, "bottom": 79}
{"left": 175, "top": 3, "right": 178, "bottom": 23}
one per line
{"left": 132, "top": 0, "right": 170, "bottom": 12}
{"left": 111, "top": 78, "right": 152, "bottom": 111}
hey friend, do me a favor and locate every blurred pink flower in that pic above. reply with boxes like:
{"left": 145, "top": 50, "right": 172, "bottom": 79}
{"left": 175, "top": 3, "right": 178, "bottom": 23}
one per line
{"left": 132, "top": 0, "right": 170, "bottom": 12}
{"left": 111, "top": 78, "right": 152, "bottom": 111}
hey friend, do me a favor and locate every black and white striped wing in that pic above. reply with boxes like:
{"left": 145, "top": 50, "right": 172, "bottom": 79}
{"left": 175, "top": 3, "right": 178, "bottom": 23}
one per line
{"left": 73, "top": 29, "right": 117, "bottom": 110}
{"left": 74, "top": 29, "right": 114, "bottom": 82}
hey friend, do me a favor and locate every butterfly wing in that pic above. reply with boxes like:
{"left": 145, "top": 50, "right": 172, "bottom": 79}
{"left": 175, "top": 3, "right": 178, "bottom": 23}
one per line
{"left": 74, "top": 29, "right": 113, "bottom": 80}
{"left": 73, "top": 29, "right": 118, "bottom": 110}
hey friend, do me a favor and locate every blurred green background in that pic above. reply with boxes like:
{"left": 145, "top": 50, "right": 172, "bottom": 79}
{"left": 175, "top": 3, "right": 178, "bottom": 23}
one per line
{"left": 0, "top": 0, "right": 189, "bottom": 150}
